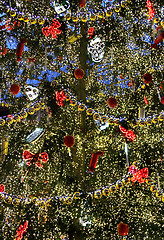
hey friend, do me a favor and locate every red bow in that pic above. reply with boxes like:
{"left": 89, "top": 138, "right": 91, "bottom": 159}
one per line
{"left": 88, "top": 27, "right": 95, "bottom": 39}
{"left": 147, "top": 0, "right": 155, "bottom": 20}
{"left": 0, "top": 184, "right": 5, "bottom": 192}
{"left": 119, "top": 126, "right": 136, "bottom": 141}
{"left": 16, "top": 221, "right": 28, "bottom": 240}
{"left": 56, "top": 90, "right": 67, "bottom": 106}
{"left": 129, "top": 165, "right": 149, "bottom": 183}
{"left": 22, "top": 150, "right": 48, "bottom": 168}
{"left": 42, "top": 19, "right": 62, "bottom": 39}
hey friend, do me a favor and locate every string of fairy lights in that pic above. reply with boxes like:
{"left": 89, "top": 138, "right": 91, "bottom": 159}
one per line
{"left": 0, "top": 99, "right": 45, "bottom": 126}
{"left": 2, "top": 0, "right": 132, "bottom": 25}
{"left": 0, "top": 168, "right": 163, "bottom": 208}
{"left": 52, "top": 79, "right": 164, "bottom": 127}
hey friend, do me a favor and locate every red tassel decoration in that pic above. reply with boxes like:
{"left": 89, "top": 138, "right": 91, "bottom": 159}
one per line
{"left": 89, "top": 151, "right": 104, "bottom": 172}
{"left": 16, "top": 38, "right": 28, "bottom": 61}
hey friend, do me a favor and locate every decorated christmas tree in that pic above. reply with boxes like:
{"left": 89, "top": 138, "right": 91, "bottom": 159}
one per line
{"left": 0, "top": 0, "right": 164, "bottom": 239}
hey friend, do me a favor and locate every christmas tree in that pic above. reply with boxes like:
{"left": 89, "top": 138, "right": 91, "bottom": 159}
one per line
{"left": 0, "top": 0, "right": 164, "bottom": 239}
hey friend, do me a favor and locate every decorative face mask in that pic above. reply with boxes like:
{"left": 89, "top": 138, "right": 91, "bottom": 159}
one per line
{"left": 88, "top": 37, "right": 105, "bottom": 63}
{"left": 25, "top": 85, "right": 39, "bottom": 101}
{"left": 53, "top": 0, "right": 70, "bottom": 14}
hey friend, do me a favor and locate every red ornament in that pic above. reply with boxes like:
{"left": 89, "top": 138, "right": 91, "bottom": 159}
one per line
{"left": 88, "top": 27, "right": 95, "bottom": 39}
{"left": 0, "top": 184, "right": 5, "bottom": 192}
{"left": 10, "top": 84, "right": 20, "bottom": 95}
{"left": 117, "top": 223, "right": 129, "bottom": 236}
{"left": 143, "top": 73, "right": 152, "bottom": 85}
{"left": 79, "top": 0, "right": 86, "bottom": 8}
{"left": 107, "top": 97, "right": 117, "bottom": 109}
{"left": 161, "top": 96, "right": 164, "bottom": 104}
{"left": 64, "top": 135, "right": 75, "bottom": 148}
{"left": 74, "top": 68, "right": 84, "bottom": 79}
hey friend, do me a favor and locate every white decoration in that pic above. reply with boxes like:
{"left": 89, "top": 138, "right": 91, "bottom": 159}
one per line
{"left": 88, "top": 37, "right": 105, "bottom": 62}
{"left": 53, "top": 0, "right": 70, "bottom": 14}
{"left": 25, "top": 85, "right": 39, "bottom": 101}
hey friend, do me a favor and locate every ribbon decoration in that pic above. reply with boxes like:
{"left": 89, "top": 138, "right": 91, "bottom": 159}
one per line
{"left": 56, "top": 90, "right": 67, "bottom": 106}
{"left": 119, "top": 126, "right": 136, "bottom": 141}
{"left": 16, "top": 221, "right": 28, "bottom": 240}
{"left": 89, "top": 151, "right": 104, "bottom": 172}
{"left": 22, "top": 150, "right": 48, "bottom": 168}
{"left": 42, "top": 19, "right": 62, "bottom": 39}
{"left": 129, "top": 165, "right": 149, "bottom": 183}
{"left": 147, "top": 0, "right": 155, "bottom": 20}
{"left": 16, "top": 38, "right": 28, "bottom": 61}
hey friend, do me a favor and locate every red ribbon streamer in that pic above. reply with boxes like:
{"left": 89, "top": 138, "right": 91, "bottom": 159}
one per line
{"left": 89, "top": 151, "right": 104, "bottom": 172}
{"left": 16, "top": 38, "right": 28, "bottom": 61}
{"left": 129, "top": 165, "right": 149, "bottom": 183}
{"left": 16, "top": 221, "right": 28, "bottom": 240}
{"left": 42, "top": 19, "right": 62, "bottom": 39}
{"left": 22, "top": 150, "right": 48, "bottom": 168}
{"left": 119, "top": 126, "right": 136, "bottom": 141}
{"left": 56, "top": 90, "right": 67, "bottom": 106}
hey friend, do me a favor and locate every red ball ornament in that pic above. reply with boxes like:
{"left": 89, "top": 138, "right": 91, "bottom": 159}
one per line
{"left": 79, "top": 0, "right": 86, "bottom": 8}
{"left": 10, "top": 84, "right": 20, "bottom": 95}
{"left": 143, "top": 73, "right": 152, "bottom": 85}
{"left": 64, "top": 135, "right": 75, "bottom": 148}
{"left": 161, "top": 96, "right": 164, "bottom": 104}
{"left": 74, "top": 68, "right": 84, "bottom": 79}
{"left": 117, "top": 223, "right": 129, "bottom": 236}
{"left": 107, "top": 97, "right": 117, "bottom": 109}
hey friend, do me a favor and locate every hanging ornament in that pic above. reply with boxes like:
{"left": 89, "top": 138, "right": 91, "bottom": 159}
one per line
{"left": 1, "top": 137, "right": 9, "bottom": 161}
{"left": 89, "top": 151, "right": 104, "bottom": 172}
{"left": 107, "top": 97, "right": 117, "bottom": 109}
{"left": 79, "top": 0, "right": 86, "bottom": 8}
{"left": 16, "top": 38, "right": 28, "bottom": 61}
{"left": 0, "top": 47, "right": 7, "bottom": 56}
{"left": 10, "top": 84, "right": 20, "bottom": 95}
{"left": 64, "top": 135, "right": 75, "bottom": 155}
{"left": 138, "top": 107, "right": 145, "bottom": 119}
{"left": 124, "top": 141, "right": 129, "bottom": 168}
{"left": 53, "top": 0, "right": 70, "bottom": 14}
{"left": 117, "top": 222, "right": 129, "bottom": 236}
{"left": 74, "top": 68, "right": 84, "bottom": 79}
{"left": 25, "top": 85, "right": 39, "bottom": 101}
{"left": 88, "top": 37, "right": 105, "bottom": 62}
{"left": 56, "top": 90, "right": 67, "bottom": 106}
{"left": 143, "top": 73, "right": 152, "bottom": 85}
{"left": 161, "top": 96, "right": 164, "bottom": 104}
{"left": 0, "top": 184, "right": 5, "bottom": 192}
{"left": 26, "top": 128, "right": 44, "bottom": 143}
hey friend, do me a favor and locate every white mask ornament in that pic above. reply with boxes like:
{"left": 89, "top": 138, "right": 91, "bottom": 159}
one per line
{"left": 53, "top": 0, "right": 70, "bottom": 14}
{"left": 25, "top": 85, "right": 39, "bottom": 101}
{"left": 88, "top": 37, "right": 105, "bottom": 63}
